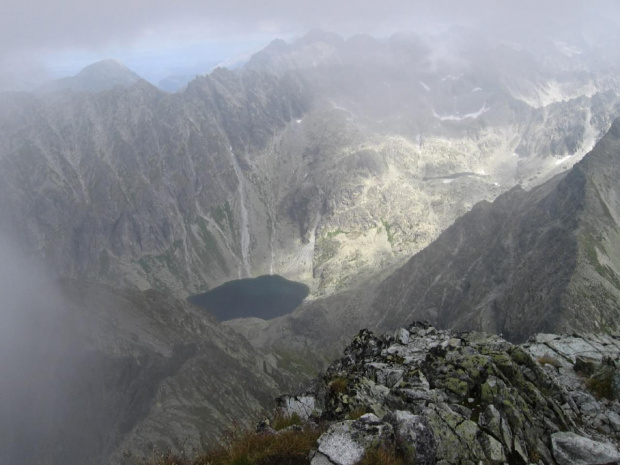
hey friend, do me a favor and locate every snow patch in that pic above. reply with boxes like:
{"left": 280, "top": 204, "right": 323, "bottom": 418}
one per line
{"left": 441, "top": 74, "right": 463, "bottom": 82}
{"left": 228, "top": 147, "right": 252, "bottom": 277}
{"left": 419, "top": 81, "right": 430, "bottom": 92}
{"left": 554, "top": 41, "right": 582, "bottom": 57}
{"left": 510, "top": 80, "right": 597, "bottom": 108}
{"left": 433, "top": 104, "right": 490, "bottom": 121}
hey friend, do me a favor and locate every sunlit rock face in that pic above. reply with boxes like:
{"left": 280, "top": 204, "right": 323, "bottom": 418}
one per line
{"left": 230, "top": 117, "right": 620, "bottom": 373}
{"left": 369, "top": 117, "right": 620, "bottom": 341}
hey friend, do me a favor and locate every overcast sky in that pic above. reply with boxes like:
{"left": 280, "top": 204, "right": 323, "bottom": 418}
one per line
{"left": 1, "top": 0, "right": 618, "bottom": 90}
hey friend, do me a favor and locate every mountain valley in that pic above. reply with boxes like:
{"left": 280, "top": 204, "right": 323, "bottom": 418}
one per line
{"left": 3, "top": 23, "right": 620, "bottom": 465}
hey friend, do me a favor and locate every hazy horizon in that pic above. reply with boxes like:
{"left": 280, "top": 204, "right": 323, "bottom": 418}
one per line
{"left": 2, "top": 0, "right": 620, "bottom": 91}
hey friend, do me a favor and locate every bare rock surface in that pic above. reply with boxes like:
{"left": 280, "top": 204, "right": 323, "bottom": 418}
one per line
{"left": 280, "top": 322, "right": 620, "bottom": 464}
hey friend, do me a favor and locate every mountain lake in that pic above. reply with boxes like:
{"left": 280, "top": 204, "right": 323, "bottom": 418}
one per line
{"left": 188, "top": 274, "right": 310, "bottom": 321}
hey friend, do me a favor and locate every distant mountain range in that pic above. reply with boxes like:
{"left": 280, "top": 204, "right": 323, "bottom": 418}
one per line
{"left": 4, "top": 28, "right": 620, "bottom": 301}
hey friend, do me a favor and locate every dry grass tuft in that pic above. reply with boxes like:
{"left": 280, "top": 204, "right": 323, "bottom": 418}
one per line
{"left": 586, "top": 375, "right": 614, "bottom": 400}
{"left": 537, "top": 354, "right": 561, "bottom": 368}
{"left": 271, "top": 412, "right": 303, "bottom": 431}
{"left": 329, "top": 377, "right": 348, "bottom": 395}
{"left": 144, "top": 425, "right": 320, "bottom": 465}
{"left": 346, "top": 406, "right": 367, "bottom": 420}
{"left": 358, "top": 445, "right": 405, "bottom": 465}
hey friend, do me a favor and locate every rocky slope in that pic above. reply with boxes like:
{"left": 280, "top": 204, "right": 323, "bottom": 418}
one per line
{"left": 229, "top": 113, "right": 620, "bottom": 379}
{"left": 2, "top": 28, "right": 620, "bottom": 298}
{"left": 0, "top": 68, "right": 310, "bottom": 296}
{"left": 367, "top": 117, "right": 620, "bottom": 342}
{"left": 279, "top": 322, "right": 620, "bottom": 465}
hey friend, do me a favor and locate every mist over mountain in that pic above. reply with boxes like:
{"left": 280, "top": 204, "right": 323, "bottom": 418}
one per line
{"left": 0, "top": 234, "right": 314, "bottom": 465}
{"left": 2, "top": 28, "right": 620, "bottom": 302}
{"left": 36, "top": 59, "right": 143, "bottom": 94}
{"left": 2, "top": 16, "right": 620, "bottom": 464}
{"left": 370, "top": 117, "right": 620, "bottom": 341}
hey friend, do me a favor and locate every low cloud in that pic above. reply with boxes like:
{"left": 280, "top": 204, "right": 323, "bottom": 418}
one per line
{"left": 0, "top": 0, "right": 618, "bottom": 88}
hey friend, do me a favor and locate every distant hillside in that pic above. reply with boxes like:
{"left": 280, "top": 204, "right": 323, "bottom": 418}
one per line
{"left": 231, "top": 117, "right": 620, "bottom": 367}
{"left": 37, "top": 59, "right": 143, "bottom": 93}
{"left": 371, "top": 118, "right": 620, "bottom": 341}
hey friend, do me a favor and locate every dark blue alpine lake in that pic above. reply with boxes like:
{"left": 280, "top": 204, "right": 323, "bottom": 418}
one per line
{"left": 188, "top": 274, "right": 309, "bottom": 321}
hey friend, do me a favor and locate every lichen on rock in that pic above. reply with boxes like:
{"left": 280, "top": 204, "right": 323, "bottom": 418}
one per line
{"left": 283, "top": 322, "right": 620, "bottom": 464}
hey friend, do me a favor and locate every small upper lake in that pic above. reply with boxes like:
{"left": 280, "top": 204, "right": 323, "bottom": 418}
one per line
{"left": 188, "top": 275, "right": 310, "bottom": 321}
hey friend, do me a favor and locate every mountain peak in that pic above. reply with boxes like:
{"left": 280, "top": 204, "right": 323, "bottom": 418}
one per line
{"left": 77, "top": 59, "right": 131, "bottom": 74}
{"left": 297, "top": 29, "right": 345, "bottom": 47}
{"left": 37, "top": 59, "right": 142, "bottom": 94}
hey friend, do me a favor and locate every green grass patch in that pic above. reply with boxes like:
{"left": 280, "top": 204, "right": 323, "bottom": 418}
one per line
{"left": 326, "top": 228, "right": 346, "bottom": 239}
{"left": 381, "top": 219, "right": 395, "bottom": 247}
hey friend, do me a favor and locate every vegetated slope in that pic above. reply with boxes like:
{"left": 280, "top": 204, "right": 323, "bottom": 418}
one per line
{"left": 370, "top": 118, "right": 620, "bottom": 341}
{"left": 0, "top": 278, "right": 315, "bottom": 465}
{"left": 2, "top": 29, "right": 620, "bottom": 300}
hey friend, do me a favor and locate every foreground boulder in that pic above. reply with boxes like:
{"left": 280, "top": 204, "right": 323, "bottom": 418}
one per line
{"left": 279, "top": 322, "right": 620, "bottom": 464}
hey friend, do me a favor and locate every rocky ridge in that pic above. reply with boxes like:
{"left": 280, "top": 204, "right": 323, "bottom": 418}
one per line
{"left": 278, "top": 322, "right": 620, "bottom": 465}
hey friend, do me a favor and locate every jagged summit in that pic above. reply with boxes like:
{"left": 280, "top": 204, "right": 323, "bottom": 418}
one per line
{"left": 279, "top": 322, "right": 620, "bottom": 465}
{"left": 297, "top": 29, "right": 346, "bottom": 47}
{"left": 37, "top": 59, "right": 143, "bottom": 94}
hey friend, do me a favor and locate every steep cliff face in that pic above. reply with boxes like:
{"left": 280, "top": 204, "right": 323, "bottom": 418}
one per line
{"left": 0, "top": 69, "right": 309, "bottom": 296}
{"left": 370, "top": 118, "right": 620, "bottom": 341}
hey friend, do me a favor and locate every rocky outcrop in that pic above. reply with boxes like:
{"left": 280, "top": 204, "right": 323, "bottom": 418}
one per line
{"left": 279, "top": 322, "right": 620, "bottom": 464}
